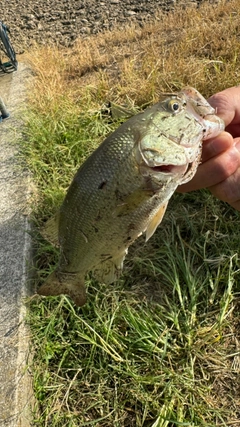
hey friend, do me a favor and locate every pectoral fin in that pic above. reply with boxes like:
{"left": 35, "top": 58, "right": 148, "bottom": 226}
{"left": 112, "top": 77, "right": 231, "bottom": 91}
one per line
{"left": 145, "top": 202, "right": 168, "bottom": 242}
{"left": 38, "top": 271, "right": 87, "bottom": 307}
{"left": 114, "top": 188, "right": 153, "bottom": 217}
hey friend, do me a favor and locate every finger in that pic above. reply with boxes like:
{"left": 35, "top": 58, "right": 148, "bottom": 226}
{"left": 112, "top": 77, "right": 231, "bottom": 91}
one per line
{"left": 178, "top": 145, "right": 240, "bottom": 192}
{"left": 208, "top": 167, "right": 240, "bottom": 211}
{"left": 201, "top": 131, "right": 233, "bottom": 162}
{"left": 225, "top": 123, "right": 240, "bottom": 139}
{"left": 208, "top": 87, "right": 240, "bottom": 127}
{"left": 227, "top": 200, "right": 240, "bottom": 211}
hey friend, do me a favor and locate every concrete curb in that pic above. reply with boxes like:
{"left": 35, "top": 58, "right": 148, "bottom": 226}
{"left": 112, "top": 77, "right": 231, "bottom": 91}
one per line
{"left": 0, "top": 63, "right": 34, "bottom": 426}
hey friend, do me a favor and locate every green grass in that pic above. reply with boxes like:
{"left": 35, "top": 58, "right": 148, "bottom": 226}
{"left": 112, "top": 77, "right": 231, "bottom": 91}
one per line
{"left": 27, "top": 193, "right": 240, "bottom": 426}
{"left": 23, "top": 1, "right": 240, "bottom": 425}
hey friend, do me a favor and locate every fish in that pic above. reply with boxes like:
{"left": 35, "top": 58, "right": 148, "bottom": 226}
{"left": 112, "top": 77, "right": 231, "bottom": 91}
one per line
{"left": 38, "top": 87, "right": 225, "bottom": 306}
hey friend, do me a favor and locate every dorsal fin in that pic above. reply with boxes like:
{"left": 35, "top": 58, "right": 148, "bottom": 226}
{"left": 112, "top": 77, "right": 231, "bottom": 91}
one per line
{"left": 41, "top": 212, "right": 60, "bottom": 247}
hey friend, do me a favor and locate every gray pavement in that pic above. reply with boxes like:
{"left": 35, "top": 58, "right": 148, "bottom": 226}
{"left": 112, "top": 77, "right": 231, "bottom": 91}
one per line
{"left": 0, "top": 63, "right": 34, "bottom": 426}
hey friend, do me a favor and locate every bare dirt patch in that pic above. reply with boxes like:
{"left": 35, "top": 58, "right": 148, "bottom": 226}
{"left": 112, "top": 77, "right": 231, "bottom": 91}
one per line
{"left": 1, "top": 0, "right": 217, "bottom": 50}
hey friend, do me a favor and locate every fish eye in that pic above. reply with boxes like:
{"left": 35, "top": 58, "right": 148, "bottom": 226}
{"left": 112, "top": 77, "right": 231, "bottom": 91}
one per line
{"left": 167, "top": 99, "right": 181, "bottom": 113}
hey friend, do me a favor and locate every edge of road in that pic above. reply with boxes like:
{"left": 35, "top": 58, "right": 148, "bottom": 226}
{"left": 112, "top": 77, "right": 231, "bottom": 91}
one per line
{"left": 0, "top": 62, "right": 35, "bottom": 427}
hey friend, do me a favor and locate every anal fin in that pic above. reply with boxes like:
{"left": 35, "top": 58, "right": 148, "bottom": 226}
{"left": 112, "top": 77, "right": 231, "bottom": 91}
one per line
{"left": 145, "top": 202, "right": 168, "bottom": 242}
{"left": 93, "top": 250, "right": 127, "bottom": 284}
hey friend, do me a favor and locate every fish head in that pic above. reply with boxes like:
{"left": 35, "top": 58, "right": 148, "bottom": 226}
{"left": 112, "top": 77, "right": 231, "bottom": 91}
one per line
{"left": 135, "top": 87, "right": 225, "bottom": 187}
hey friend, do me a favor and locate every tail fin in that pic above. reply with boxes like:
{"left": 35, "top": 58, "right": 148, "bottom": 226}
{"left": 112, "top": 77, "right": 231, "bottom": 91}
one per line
{"left": 38, "top": 271, "right": 87, "bottom": 307}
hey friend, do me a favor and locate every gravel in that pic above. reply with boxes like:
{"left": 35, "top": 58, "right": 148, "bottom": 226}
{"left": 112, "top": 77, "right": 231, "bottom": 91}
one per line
{"left": 0, "top": 0, "right": 209, "bottom": 52}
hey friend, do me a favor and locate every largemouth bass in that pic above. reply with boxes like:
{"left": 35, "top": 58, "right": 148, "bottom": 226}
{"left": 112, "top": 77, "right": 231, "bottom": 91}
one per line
{"left": 38, "top": 87, "right": 224, "bottom": 306}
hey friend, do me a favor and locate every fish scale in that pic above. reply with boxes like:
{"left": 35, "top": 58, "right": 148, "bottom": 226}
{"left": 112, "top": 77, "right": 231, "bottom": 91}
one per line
{"left": 59, "top": 126, "right": 157, "bottom": 270}
{"left": 39, "top": 87, "right": 225, "bottom": 306}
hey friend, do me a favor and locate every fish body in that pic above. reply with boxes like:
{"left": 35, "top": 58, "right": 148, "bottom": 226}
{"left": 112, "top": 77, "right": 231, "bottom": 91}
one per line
{"left": 39, "top": 87, "right": 224, "bottom": 306}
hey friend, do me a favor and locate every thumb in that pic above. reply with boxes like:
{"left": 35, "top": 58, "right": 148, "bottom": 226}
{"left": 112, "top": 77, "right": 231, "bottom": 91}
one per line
{"left": 208, "top": 87, "right": 240, "bottom": 127}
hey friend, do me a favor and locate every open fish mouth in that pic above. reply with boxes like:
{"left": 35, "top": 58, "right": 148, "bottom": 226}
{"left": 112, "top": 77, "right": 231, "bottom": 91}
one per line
{"left": 149, "top": 163, "right": 188, "bottom": 175}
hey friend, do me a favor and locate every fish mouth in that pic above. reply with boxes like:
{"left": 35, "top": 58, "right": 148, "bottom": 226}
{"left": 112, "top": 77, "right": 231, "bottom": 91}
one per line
{"left": 149, "top": 163, "right": 189, "bottom": 175}
{"left": 150, "top": 164, "right": 176, "bottom": 173}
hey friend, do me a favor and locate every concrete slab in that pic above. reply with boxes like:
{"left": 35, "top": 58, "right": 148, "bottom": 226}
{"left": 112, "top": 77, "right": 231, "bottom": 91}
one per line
{"left": 0, "top": 63, "right": 34, "bottom": 426}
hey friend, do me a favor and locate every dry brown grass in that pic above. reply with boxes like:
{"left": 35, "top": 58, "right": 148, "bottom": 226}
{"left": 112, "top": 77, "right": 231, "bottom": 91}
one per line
{"left": 25, "top": 0, "right": 240, "bottom": 110}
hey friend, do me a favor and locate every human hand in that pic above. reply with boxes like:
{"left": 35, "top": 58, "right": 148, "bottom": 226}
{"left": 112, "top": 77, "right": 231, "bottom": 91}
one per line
{"left": 178, "top": 86, "right": 240, "bottom": 211}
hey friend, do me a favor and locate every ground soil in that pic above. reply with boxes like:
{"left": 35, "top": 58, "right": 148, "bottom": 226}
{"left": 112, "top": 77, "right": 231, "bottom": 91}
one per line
{"left": 0, "top": 0, "right": 212, "bottom": 53}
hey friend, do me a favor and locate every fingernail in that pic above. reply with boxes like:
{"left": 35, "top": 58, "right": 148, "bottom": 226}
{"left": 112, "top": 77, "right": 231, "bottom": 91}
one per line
{"left": 234, "top": 139, "right": 240, "bottom": 151}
